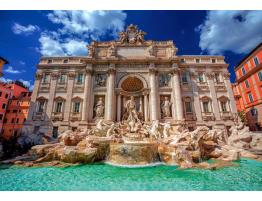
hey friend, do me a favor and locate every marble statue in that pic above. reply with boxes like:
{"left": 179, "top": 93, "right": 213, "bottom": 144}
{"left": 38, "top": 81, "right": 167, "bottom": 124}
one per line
{"left": 124, "top": 96, "right": 140, "bottom": 123}
{"left": 148, "top": 45, "right": 154, "bottom": 56}
{"left": 161, "top": 96, "right": 172, "bottom": 118}
{"left": 94, "top": 97, "right": 105, "bottom": 118}
{"left": 88, "top": 46, "right": 95, "bottom": 57}
{"left": 162, "top": 122, "right": 171, "bottom": 138}
{"left": 95, "top": 74, "right": 107, "bottom": 87}
{"left": 136, "top": 30, "right": 146, "bottom": 43}
{"left": 119, "top": 31, "right": 128, "bottom": 43}
{"left": 107, "top": 43, "right": 116, "bottom": 57}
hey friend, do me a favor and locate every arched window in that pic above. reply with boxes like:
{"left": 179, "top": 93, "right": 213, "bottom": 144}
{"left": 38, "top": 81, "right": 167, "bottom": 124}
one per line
{"left": 53, "top": 96, "right": 65, "bottom": 113}
{"left": 200, "top": 96, "right": 212, "bottom": 113}
{"left": 36, "top": 97, "right": 48, "bottom": 113}
{"left": 71, "top": 97, "right": 83, "bottom": 113}
{"left": 218, "top": 96, "right": 230, "bottom": 113}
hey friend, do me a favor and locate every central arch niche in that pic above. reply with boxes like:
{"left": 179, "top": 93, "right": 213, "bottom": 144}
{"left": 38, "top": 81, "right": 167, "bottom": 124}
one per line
{"left": 121, "top": 76, "right": 144, "bottom": 92}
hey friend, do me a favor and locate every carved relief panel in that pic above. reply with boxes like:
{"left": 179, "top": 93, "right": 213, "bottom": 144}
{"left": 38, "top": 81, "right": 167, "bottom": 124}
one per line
{"left": 159, "top": 73, "right": 171, "bottom": 87}
{"left": 95, "top": 74, "right": 107, "bottom": 87}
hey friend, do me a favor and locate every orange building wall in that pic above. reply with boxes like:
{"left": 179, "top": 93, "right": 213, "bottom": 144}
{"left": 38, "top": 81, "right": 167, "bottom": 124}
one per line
{"left": 233, "top": 43, "right": 262, "bottom": 131}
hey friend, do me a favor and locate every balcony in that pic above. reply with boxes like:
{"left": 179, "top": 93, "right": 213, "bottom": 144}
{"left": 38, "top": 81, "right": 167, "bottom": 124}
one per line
{"left": 197, "top": 82, "right": 209, "bottom": 92}
{"left": 52, "top": 112, "right": 64, "bottom": 121}
{"left": 70, "top": 112, "right": 81, "bottom": 121}
{"left": 220, "top": 111, "right": 234, "bottom": 120}
{"left": 56, "top": 82, "right": 67, "bottom": 92}
{"left": 202, "top": 112, "right": 215, "bottom": 121}
{"left": 39, "top": 82, "right": 50, "bottom": 92}
{"left": 32, "top": 112, "right": 45, "bottom": 121}
{"left": 185, "top": 113, "right": 197, "bottom": 121}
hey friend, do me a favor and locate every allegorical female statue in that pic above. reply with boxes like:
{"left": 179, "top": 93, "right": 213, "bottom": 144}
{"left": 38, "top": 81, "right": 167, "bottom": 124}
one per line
{"left": 95, "top": 97, "right": 105, "bottom": 118}
{"left": 161, "top": 96, "right": 172, "bottom": 118}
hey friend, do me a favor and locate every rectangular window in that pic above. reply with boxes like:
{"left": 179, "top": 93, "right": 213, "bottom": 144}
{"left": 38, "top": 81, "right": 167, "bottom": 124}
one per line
{"left": 73, "top": 102, "right": 80, "bottom": 113}
{"left": 63, "top": 59, "right": 68, "bottom": 64}
{"left": 55, "top": 102, "right": 63, "bottom": 113}
{"left": 258, "top": 71, "right": 262, "bottom": 81}
{"left": 185, "top": 101, "right": 192, "bottom": 113}
{"left": 38, "top": 101, "right": 45, "bottom": 113}
{"left": 42, "top": 74, "right": 49, "bottom": 84}
{"left": 0, "top": 91, "right": 2, "bottom": 97}
{"left": 0, "top": 114, "right": 3, "bottom": 121}
{"left": 76, "top": 73, "right": 84, "bottom": 84}
{"left": 198, "top": 73, "right": 204, "bottom": 83}
{"left": 214, "top": 73, "right": 221, "bottom": 83}
{"left": 212, "top": 58, "right": 216, "bottom": 63}
{"left": 254, "top": 56, "right": 260, "bottom": 66}
{"left": 47, "top": 59, "right": 52, "bottom": 64}
{"left": 196, "top": 58, "right": 200, "bottom": 63}
{"left": 203, "top": 101, "right": 209, "bottom": 113}
{"left": 181, "top": 72, "right": 188, "bottom": 84}
{"left": 5, "top": 93, "right": 8, "bottom": 99}
{"left": 16, "top": 118, "right": 19, "bottom": 123}
{"left": 221, "top": 101, "right": 227, "bottom": 112}
{"left": 245, "top": 80, "right": 249, "bottom": 88}
{"left": 59, "top": 74, "right": 66, "bottom": 84}
{"left": 248, "top": 92, "right": 254, "bottom": 103}
{"left": 2, "top": 103, "right": 6, "bottom": 109}
{"left": 11, "top": 118, "right": 15, "bottom": 123}
{"left": 242, "top": 67, "right": 246, "bottom": 75}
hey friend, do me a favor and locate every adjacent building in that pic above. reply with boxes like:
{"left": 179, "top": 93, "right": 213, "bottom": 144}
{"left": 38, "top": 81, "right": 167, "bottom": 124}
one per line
{"left": 0, "top": 56, "right": 9, "bottom": 77}
{"left": 0, "top": 81, "right": 31, "bottom": 139}
{"left": 232, "top": 43, "right": 262, "bottom": 131}
{"left": 25, "top": 25, "right": 237, "bottom": 137}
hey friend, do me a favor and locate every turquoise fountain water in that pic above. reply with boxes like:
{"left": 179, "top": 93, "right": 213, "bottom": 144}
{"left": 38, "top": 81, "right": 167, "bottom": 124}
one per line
{"left": 0, "top": 159, "right": 261, "bottom": 191}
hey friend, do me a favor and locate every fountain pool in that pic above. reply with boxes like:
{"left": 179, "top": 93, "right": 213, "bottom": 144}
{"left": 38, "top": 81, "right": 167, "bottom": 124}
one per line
{"left": 0, "top": 159, "right": 261, "bottom": 191}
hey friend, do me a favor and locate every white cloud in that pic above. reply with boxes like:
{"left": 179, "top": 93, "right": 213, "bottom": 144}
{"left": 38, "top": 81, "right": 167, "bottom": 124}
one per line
{"left": 0, "top": 77, "right": 12, "bottom": 83}
{"left": 12, "top": 23, "right": 39, "bottom": 35}
{"left": 19, "top": 79, "right": 34, "bottom": 91}
{"left": 197, "top": 11, "right": 262, "bottom": 55}
{"left": 4, "top": 66, "right": 25, "bottom": 74}
{"left": 39, "top": 11, "right": 126, "bottom": 56}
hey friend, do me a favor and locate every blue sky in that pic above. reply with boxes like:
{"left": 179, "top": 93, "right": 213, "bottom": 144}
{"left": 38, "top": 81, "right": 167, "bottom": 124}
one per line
{"left": 0, "top": 10, "right": 262, "bottom": 90}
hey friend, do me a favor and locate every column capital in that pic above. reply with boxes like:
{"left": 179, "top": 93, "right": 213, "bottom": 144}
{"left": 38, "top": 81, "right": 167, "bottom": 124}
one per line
{"left": 171, "top": 65, "right": 179, "bottom": 75}
{"left": 149, "top": 62, "right": 157, "bottom": 73}
{"left": 51, "top": 72, "right": 59, "bottom": 80}
{"left": 108, "top": 63, "right": 116, "bottom": 74}
{"left": 68, "top": 72, "right": 76, "bottom": 79}
{"left": 86, "top": 64, "right": 93, "bottom": 74}
{"left": 206, "top": 72, "right": 215, "bottom": 80}
{"left": 35, "top": 72, "right": 43, "bottom": 80}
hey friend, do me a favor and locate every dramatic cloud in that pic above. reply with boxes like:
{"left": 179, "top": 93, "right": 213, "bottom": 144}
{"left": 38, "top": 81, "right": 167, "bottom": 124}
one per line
{"left": 197, "top": 11, "right": 262, "bottom": 55}
{"left": 4, "top": 66, "right": 25, "bottom": 74}
{"left": 39, "top": 11, "right": 126, "bottom": 56}
{"left": 0, "top": 77, "right": 12, "bottom": 83}
{"left": 12, "top": 23, "right": 39, "bottom": 35}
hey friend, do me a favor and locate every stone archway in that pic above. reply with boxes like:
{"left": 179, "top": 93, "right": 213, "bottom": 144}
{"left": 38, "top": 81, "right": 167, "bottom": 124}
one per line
{"left": 116, "top": 74, "right": 149, "bottom": 122}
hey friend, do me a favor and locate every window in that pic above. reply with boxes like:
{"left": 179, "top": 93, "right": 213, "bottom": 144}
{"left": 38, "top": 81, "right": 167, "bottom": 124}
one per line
{"left": 242, "top": 67, "right": 246, "bottom": 75}
{"left": 220, "top": 101, "right": 227, "bottom": 112}
{"left": 181, "top": 72, "right": 188, "bottom": 84}
{"left": 248, "top": 92, "right": 254, "bottom": 103}
{"left": 11, "top": 118, "right": 15, "bottom": 123}
{"left": 245, "top": 80, "right": 249, "bottom": 88}
{"left": 3, "top": 119, "right": 7, "bottom": 123}
{"left": 5, "top": 93, "right": 8, "bottom": 99}
{"left": 196, "top": 58, "right": 200, "bottom": 63}
{"left": 254, "top": 56, "right": 260, "bottom": 66}
{"left": 258, "top": 71, "right": 262, "bottom": 81}
{"left": 24, "top": 118, "right": 26, "bottom": 123}
{"left": 203, "top": 101, "right": 210, "bottom": 113}
{"left": 73, "top": 102, "right": 80, "bottom": 113}
{"left": 55, "top": 102, "right": 63, "bottom": 113}
{"left": 185, "top": 101, "right": 192, "bottom": 113}
{"left": 58, "top": 74, "right": 66, "bottom": 84}
{"left": 63, "top": 59, "right": 68, "bottom": 64}
{"left": 42, "top": 74, "right": 49, "bottom": 84}
{"left": 47, "top": 59, "right": 52, "bottom": 64}
{"left": 0, "top": 114, "right": 3, "bottom": 121}
{"left": 52, "top": 127, "right": 59, "bottom": 138}
{"left": 250, "top": 108, "right": 258, "bottom": 116}
{"left": 0, "top": 91, "right": 2, "bottom": 97}
{"left": 214, "top": 72, "right": 221, "bottom": 83}
{"left": 16, "top": 118, "right": 19, "bottom": 123}
{"left": 180, "top": 58, "right": 185, "bottom": 63}
{"left": 2, "top": 103, "right": 6, "bottom": 109}
{"left": 212, "top": 59, "right": 216, "bottom": 63}
{"left": 198, "top": 72, "right": 204, "bottom": 83}
{"left": 38, "top": 101, "right": 45, "bottom": 112}
{"left": 76, "top": 73, "right": 84, "bottom": 84}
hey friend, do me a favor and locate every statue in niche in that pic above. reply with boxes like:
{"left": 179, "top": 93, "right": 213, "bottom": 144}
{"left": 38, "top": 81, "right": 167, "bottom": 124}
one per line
{"left": 159, "top": 74, "right": 171, "bottom": 87}
{"left": 107, "top": 43, "right": 116, "bottom": 57}
{"left": 123, "top": 96, "right": 140, "bottom": 123}
{"left": 95, "top": 74, "right": 107, "bottom": 87}
{"left": 161, "top": 96, "right": 172, "bottom": 118}
{"left": 94, "top": 97, "right": 105, "bottom": 118}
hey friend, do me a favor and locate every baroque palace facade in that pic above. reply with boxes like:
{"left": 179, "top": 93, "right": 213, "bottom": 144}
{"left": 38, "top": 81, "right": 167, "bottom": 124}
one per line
{"left": 25, "top": 25, "right": 237, "bottom": 137}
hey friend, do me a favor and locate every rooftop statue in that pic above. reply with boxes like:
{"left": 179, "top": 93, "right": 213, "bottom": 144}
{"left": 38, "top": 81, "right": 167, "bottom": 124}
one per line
{"left": 119, "top": 24, "right": 147, "bottom": 44}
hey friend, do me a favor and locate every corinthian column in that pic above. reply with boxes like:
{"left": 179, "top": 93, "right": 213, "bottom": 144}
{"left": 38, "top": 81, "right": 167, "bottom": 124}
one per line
{"left": 64, "top": 72, "right": 75, "bottom": 121}
{"left": 46, "top": 72, "right": 58, "bottom": 119}
{"left": 171, "top": 64, "right": 183, "bottom": 121}
{"left": 82, "top": 64, "right": 93, "bottom": 122}
{"left": 105, "top": 64, "right": 116, "bottom": 121}
{"left": 149, "top": 63, "right": 159, "bottom": 121}
{"left": 143, "top": 92, "right": 149, "bottom": 122}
